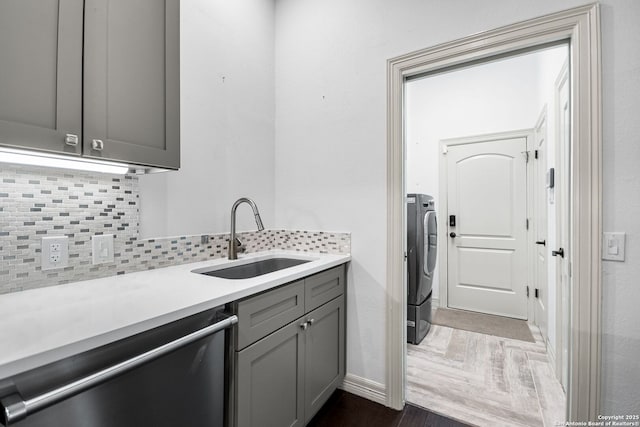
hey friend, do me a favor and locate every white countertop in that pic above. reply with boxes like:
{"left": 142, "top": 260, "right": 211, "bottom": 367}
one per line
{"left": 0, "top": 250, "right": 350, "bottom": 380}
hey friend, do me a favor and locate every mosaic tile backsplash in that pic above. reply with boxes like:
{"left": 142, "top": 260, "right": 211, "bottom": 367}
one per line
{"left": 0, "top": 164, "right": 350, "bottom": 295}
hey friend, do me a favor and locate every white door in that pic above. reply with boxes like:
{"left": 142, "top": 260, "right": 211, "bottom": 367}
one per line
{"left": 556, "top": 65, "right": 570, "bottom": 390}
{"left": 533, "top": 114, "right": 549, "bottom": 340}
{"left": 446, "top": 136, "right": 528, "bottom": 319}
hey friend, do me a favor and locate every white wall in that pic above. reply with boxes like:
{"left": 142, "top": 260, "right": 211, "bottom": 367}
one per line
{"left": 139, "top": 0, "right": 276, "bottom": 238}
{"left": 405, "top": 48, "right": 565, "bottom": 302}
{"left": 274, "top": 0, "right": 640, "bottom": 414}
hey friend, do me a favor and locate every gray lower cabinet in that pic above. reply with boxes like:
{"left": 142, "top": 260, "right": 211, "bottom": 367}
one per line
{"left": 303, "top": 296, "right": 345, "bottom": 424}
{"left": 233, "top": 265, "right": 346, "bottom": 427}
{"left": 83, "top": 0, "right": 180, "bottom": 169}
{"left": 0, "top": 0, "right": 83, "bottom": 156}
{"left": 236, "top": 315, "right": 306, "bottom": 427}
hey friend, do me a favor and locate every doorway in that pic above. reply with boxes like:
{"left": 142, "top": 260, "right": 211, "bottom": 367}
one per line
{"left": 385, "top": 4, "right": 602, "bottom": 423}
{"left": 403, "top": 45, "right": 569, "bottom": 426}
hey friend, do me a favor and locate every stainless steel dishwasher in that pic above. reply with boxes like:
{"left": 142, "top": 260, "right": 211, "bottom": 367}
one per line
{"left": 0, "top": 306, "right": 237, "bottom": 427}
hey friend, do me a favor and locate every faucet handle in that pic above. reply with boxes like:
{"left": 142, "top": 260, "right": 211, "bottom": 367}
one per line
{"left": 234, "top": 237, "right": 245, "bottom": 253}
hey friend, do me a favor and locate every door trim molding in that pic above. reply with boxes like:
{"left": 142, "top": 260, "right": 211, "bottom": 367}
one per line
{"left": 437, "top": 129, "right": 534, "bottom": 319}
{"left": 386, "top": 4, "right": 601, "bottom": 421}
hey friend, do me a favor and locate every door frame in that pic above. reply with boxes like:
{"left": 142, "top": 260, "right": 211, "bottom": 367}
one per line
{"left": 437, "top": 130, "right": 534, "bottom": 321}
{"left": 386, "top": 4, "right": 602, "bottom": 421}
{"left": 555, "top": 60, "right": 571, "bottom": 389}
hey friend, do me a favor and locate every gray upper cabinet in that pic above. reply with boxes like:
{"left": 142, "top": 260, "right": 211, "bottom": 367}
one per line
{"left": 0, "top": 0, "right": 83, "bottom": 156}
{"left": 83, "top": 0, "right": 180, "bottom": 169}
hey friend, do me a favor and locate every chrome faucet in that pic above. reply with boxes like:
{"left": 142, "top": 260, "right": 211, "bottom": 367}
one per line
{"left": 228, "top": 197, "right": 264, "bottom": 260}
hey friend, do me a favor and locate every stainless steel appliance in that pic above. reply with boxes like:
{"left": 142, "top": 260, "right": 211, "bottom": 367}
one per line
{"left": 407, "top": 193, "right": 437, "bottom": 344}
{"left": 0, "top": 307, "right": 236, "bottom": 427}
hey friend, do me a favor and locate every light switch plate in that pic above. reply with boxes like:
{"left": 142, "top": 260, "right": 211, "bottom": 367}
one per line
{"left": 602, "top": 232, "right": 626, "bottom": 262}
{"left": 92, "top": 234, "right": 114, "bottom": 265}
{"left": 41, "top": 236, "right": 69, "bottom": 270}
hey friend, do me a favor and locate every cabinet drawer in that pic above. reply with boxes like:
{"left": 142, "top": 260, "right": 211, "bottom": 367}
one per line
{"left": 236, "top": 280, "right": 305, "bottom": 350}
{"left": 304, "top": 266, "right": 345, "bottom": 312}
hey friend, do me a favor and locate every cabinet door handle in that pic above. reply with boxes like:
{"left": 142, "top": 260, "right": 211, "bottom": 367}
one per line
{"left": 65, "top": 134, "right": 79, "bottom": 146}
{"left": 535, "top": 240, "right": 546, "bottom": 246}
{"left": 299, "top": 322, "right": 308, "bottom": 331}
{"left": 92, "top": 139, "right": 104, "bottom": 151}
{"left": 307, "top": 319, "right": 315, "bottom": 326}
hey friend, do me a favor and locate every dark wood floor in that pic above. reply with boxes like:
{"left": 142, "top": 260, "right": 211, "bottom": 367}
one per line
{"left": 308, "top": 390, "right": 471, "bottom": 427}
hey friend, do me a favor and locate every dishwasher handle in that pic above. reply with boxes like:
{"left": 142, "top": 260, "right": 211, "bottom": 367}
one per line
{"left": 0, "top": 314, "right": 238, "bottom": 426}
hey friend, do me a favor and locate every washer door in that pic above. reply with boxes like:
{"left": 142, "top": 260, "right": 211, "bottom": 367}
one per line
{"left": 423, "top": 211, "right": 437, "bottom": 276}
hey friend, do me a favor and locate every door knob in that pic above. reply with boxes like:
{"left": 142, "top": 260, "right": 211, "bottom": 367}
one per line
{"left": 449, "top": 232, "right": 457, "bottom": 238}
{"left": 552, "top": 248, "right": 565, "bottom": 258}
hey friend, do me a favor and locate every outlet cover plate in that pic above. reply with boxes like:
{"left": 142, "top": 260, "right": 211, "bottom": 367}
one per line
{"left": 603, "top": 232, "right": 626, "bottom": 261}
{"left": 41, "top": 236, "right": 69, "bottom": 270}
{"left": 92, "top": 234, "right": 114, "bottom": 265}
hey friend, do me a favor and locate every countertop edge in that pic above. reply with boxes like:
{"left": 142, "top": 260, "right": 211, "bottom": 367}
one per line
{"left": 0, "top": 252, "right": 350, "bottom": 380}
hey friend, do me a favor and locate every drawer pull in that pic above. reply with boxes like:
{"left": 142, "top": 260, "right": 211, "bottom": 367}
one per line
{"left": 92, "top": 139, "right": 104, "bottom": 151}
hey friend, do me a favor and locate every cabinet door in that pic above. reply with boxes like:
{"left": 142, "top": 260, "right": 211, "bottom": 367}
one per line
{"left": 83, "top": 0, "right": 180, "bottom": 169}
{"left": 0, "top": 0, "right": 83, "bottom": 156}
{"left": 304, "top": 296, "right": 345, "bottom": 423}
{"left": 236, "top": 320, "right": 305, "bottom": 427}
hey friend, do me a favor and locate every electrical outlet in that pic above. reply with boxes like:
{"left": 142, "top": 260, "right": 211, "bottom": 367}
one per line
{"left": 92, "top": 234, "right": 114, "bottom": 265}
{"left": 41, "top": 236, "right": 69, "bottom": 270}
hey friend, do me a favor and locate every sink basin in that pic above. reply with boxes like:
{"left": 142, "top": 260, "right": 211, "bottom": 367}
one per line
{"left": 194, "top": 257, "right": 311, "bottom": 279}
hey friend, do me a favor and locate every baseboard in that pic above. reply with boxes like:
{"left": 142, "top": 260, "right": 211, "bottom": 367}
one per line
{"left": 339, "top": 373, "right": 387, "bottom": 406}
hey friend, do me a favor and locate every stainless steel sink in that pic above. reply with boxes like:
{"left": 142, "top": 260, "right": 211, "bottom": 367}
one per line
{"left": 194, "top": 258, "right": 311, "bottom": 280}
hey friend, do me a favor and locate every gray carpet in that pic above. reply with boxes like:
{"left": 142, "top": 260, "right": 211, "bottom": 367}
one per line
{"left": 432, "top": 308, "right": 535, "bottom": 342}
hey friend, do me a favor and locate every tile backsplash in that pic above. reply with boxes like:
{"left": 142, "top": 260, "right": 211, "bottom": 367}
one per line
{"left": 0, "top": 164, "right": 350, "bottom": 294}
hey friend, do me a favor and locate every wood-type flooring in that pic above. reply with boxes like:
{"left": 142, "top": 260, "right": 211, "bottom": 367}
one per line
{"left": 407, "top": 324, "right": 566, "bottom": 427}
{"left": 308, "top": 389, "right": 470, "bottom": 427}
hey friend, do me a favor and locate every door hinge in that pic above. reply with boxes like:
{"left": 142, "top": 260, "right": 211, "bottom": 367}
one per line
{"left": 534, "top": 288, "right": 540, "bottom": 299}
{"left": 526, "top": 286, "right": 529, "bottom": 298}
{"left": 534, "top": 149, "right": 539, "bottom": 159}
